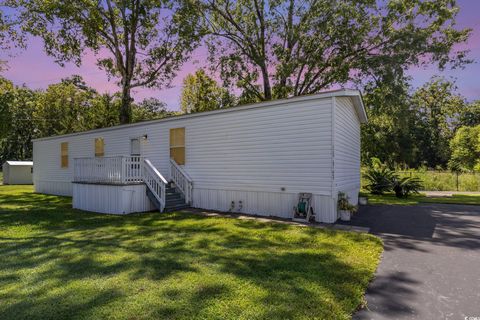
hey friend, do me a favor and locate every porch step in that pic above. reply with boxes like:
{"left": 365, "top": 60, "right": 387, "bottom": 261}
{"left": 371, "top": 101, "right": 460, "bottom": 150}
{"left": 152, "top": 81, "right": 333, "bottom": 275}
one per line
{"left": 167, "top": 198, "right": 186, "bottom": 207}
{"left": 164, "top": 182, "right": 189, "bottom": 211}
{"left": 164, "top": 203, "right": 190, "bottom": 212}
{"left": 146, "top": 182, "right": 189, "bottom": 212}
{"left": 166, "top": 192, "right": 183, "bottom": 201}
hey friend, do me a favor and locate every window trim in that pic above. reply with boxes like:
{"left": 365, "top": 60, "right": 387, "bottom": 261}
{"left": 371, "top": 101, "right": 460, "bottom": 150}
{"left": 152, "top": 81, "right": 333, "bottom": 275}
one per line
{"left": 169, "top": 127, "right": 185, "bottom": 165}
{"left": 94, "top": 137, "right": 105, "bottom": 157}
{"left": 61, "top": 142, "right": 68, "bottom": 168}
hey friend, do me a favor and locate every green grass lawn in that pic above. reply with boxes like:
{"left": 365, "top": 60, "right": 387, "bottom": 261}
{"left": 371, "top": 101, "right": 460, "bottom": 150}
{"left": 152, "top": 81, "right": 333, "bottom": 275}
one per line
{"left": 0, "top": 185, "right": 382, "bottom": 320}
{"left": 362, "top": 192, "right": 480, "bottom": 206}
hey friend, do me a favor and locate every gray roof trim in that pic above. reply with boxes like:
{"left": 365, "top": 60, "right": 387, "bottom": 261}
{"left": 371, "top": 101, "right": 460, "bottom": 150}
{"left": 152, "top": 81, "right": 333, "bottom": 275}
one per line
{"left": 338, "top": 90, "right": 368, "bottom": 123}
{"left": 33, "top": 88, "right": 367, "bottom": 142}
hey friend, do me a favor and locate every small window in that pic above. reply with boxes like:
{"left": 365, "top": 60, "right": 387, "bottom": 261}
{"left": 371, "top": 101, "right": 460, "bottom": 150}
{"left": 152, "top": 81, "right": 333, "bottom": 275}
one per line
{"left": 61, "top": 142, "right": 68, "bottom": 168}
{"left": 130, "top": 138, "right": 141, "bottom": 156}
{"left": 95, "top": 138, "right": 104, "bottom": 157}
{"left": 170, "top": 127, "right": 185, "bottom": 165}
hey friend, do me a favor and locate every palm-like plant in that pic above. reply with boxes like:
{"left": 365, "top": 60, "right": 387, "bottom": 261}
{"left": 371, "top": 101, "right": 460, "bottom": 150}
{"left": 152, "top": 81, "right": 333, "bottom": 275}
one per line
{"left": 364, "top": 167, "right": 396, "bottom": 195}
{"left": 392, "top": 176, "right": 423, "bottom": 198}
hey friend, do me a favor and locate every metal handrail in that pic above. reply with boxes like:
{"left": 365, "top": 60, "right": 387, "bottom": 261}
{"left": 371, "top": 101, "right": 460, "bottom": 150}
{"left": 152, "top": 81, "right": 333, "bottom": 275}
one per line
{"left": 143, "top": 159, "right": 168, "bottom": 212}
{"left": 170, "top": 158, "right": 193, "bottom": 205}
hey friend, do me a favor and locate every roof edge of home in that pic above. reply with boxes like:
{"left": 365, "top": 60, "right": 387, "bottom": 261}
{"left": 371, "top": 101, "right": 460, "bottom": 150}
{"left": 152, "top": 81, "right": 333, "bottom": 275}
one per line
{"left": 33, "top": 88, "right": 365, "bottom": 142}
{"left": 4, "top": 161, "right": 34, "bottom": 165}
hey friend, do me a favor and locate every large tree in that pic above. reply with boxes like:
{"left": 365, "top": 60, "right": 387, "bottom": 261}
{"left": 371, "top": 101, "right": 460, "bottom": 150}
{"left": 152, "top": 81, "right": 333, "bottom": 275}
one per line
{"left": 0, "top": 4, "right": 24, "bottom": 50}
{"left": 0, "top": 78, "right": 37, "bottom": 163}
{"left": 0, "top": 74, "right": 173, "bottom": 162}
{"left": 132, "top": 97, "right": 176, "bottom": 121}
{"left": 361, "top": 77, "right": 419, "bottom": 167}
{"left": 449, "top": 125, "right": 480, "bottom": 172}
{"left": 201, "top": 0, "right": 471, "bottom": 101}
{"left": 181, "top": 69, "right": 235, "bottom": 113}
{"left": 17, "top": 0, "right": 201, "bottom": 123}
{"left": 34, "top": 77, "right": 98, "bottom": 137}
{"left": 412, "top": 78, "right": 465, "bottom": 168}
{"left": 0, "top": 3, "right": 26, "bottom": 70}
{"left": 459, "top": 101, "right": 480, "bottom": 127}
{"left": 361, "top": 76, "right": 472, "bottom": 169}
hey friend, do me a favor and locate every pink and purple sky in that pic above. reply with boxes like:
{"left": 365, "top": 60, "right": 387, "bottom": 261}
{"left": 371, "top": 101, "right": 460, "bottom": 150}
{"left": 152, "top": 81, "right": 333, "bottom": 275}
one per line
{"left": 1, "top": 0, "right": 479, "bottom": 111}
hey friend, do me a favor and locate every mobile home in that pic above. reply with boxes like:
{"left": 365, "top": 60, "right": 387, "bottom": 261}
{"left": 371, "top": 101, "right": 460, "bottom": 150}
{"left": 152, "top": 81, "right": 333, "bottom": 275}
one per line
{"left": 32, "top": 89, "right": 367, "bottom": 223}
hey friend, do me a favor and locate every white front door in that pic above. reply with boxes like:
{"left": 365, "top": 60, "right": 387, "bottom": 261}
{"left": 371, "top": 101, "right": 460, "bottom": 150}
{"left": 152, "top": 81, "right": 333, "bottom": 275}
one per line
{"left": 130, "top": 138, "right": 141, "bottom": 156}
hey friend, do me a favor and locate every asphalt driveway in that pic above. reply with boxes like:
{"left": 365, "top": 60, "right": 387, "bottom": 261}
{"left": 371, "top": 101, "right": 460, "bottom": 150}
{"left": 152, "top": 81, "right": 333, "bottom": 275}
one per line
{"left": 342, "top": 203, "right": 480, "bottom": 320}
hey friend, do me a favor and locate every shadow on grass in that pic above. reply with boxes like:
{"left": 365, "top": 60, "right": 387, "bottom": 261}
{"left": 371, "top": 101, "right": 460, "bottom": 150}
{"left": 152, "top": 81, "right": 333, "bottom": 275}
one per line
{"left": 0, "top": 186, "right": 382, "bottom": 319}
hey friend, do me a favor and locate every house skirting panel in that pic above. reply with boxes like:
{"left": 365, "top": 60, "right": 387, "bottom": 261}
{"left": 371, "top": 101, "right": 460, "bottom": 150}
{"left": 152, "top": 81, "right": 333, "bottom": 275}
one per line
{"left": 34, "top": 180, "right": 73, "bottom": 196}
{"left": 192, "top": 188, "right": 338, "bottom": 223}
{"left": 72, "top": 183, "right": 155, "bottom": 214}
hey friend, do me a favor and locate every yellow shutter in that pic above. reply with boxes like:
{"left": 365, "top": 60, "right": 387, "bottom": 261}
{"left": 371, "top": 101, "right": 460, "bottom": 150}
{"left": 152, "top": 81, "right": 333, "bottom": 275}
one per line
{"left": 61, "top": 142, "right": 68, "bottom": 168}
{"left": 170, "top": 128, "right": 185, "bottom": 165}
{"left": 95, "top": 138, "right": 104, "bottom": 157}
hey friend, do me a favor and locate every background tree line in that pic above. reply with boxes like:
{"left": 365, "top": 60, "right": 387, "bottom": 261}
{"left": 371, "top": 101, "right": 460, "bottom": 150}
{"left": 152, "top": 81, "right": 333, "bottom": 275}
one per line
{"left": 0, "top": 75, "right": 175, "bottom": 164}
{"left": 362, "top": 76, "right": 480, "bottom": 172}
{"left": 0, "top": 0, "right": 478, "bottom": 171}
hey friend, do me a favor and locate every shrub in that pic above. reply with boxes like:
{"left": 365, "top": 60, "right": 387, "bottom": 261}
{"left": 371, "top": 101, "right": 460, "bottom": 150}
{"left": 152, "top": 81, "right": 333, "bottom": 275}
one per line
{"left": 448, "top": 125, "right": 480, "bottom": 172}
{"left": 364, "top": 167, "right": 396, "bottom": 195}
{"left": 392, "top": 176, "right": 423, "bottom": 198}
{"left": 364, "top": 163, "right": 424, "bottom": 198}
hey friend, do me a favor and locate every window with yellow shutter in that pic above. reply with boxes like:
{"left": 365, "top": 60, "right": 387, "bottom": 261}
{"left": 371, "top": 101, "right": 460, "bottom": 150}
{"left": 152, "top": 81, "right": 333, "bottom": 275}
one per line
{"left": 170, "top": 127, "right": 185, "bottom": 165}
{"left": 61, "top": 142, "right": 68, "bottom": 168}
{"left": 95, "top": 138, "right": 104, "bottom": 157}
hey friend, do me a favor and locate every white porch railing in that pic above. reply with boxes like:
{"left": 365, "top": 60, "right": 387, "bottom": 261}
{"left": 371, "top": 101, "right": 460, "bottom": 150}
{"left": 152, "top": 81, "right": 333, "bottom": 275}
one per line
{"left": 170, "top": 158, "right": 193, "bottom": 205}
{"left": 74, "top": 156, "right": 144, "bottom": 184}
{"left": 143, "top": 159, "right": 168, "bottom": 212}
{"left": 73, "top": 155, "right": 193, "bottom": 212}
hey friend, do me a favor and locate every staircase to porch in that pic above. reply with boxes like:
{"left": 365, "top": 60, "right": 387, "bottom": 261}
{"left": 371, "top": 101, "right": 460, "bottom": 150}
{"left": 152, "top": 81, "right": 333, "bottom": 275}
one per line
{"left": 146, "top": 182, "right": 189, "bottom": 212}
{"left": 74, "top": 156, "right": 193, "bottom": 213}
{"left": 143, "top": 158, "right": 193, "bottom": 212}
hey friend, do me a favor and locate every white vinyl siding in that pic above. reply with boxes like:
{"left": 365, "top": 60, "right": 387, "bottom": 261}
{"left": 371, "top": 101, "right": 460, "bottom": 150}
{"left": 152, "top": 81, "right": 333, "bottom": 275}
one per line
{"left": 185, "top": 99, "right": 333, "bottom": 194}
{"left": 34, "top": 98, "right": 333, "bottom": 195}
{"left": 333, "top": 97, "right": 361, "bottom": 203}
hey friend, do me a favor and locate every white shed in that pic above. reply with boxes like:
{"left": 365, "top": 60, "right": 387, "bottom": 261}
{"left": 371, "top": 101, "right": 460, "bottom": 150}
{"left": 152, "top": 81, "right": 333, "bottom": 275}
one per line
{"left": 2, "top": 161, "right": 34, "bottom": 185}
{"left": 32, "top": 89, "right": 367, "bottom": 223}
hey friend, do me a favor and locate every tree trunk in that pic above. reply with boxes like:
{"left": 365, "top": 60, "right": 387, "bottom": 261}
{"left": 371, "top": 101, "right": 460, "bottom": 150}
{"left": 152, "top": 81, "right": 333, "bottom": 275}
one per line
{"left": 277, "top": 0, "right": 295, "bottom": 98}
{"left": 261, "top": 66, "right": 272, "bottom": 100}
{"left": 120, "top": 81, "right": 132, "bottom": 124}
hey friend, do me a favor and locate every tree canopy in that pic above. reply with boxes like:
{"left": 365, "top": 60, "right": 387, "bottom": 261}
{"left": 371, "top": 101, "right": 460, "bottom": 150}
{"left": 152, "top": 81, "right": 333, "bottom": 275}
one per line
{"left": 0, "top": 5, "right": 24, "bottom": 51}
{"left": 201, "top": 0, "right": 471, "bottom": 101}
{"left": 361, "top": 76, "right": 418, "bottom": 167}
{"left": 411, "top": 78, "right": 465, "bottom": 167}
{"left": 180, "top": 69, "right": 235, "bottom": 113}
{"left": 0, "top": 75, "right": 174, "bottom": 163}
{"left": 15, "top": 0, "right": 201, "bottom": 123}
{"left": 361, "top": 77, "right": 478, "bottom": 170}
{"left": 449, "top": 125, "right": 480, "bottom": 172}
